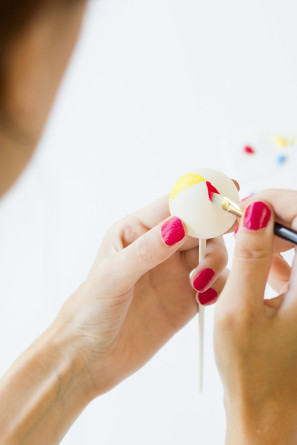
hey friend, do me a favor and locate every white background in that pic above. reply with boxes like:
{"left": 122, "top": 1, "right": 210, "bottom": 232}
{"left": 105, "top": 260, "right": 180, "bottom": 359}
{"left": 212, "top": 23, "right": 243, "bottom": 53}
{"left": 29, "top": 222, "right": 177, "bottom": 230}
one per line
{"left": 1, "top": 0, "right": 297, "bottom": 443}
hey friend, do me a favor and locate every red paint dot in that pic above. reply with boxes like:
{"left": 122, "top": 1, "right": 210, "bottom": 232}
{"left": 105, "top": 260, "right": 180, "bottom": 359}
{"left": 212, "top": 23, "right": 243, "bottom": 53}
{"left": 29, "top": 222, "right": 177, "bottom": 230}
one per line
{"left": 244, "top": 146, "right": 255, "bottom": 154}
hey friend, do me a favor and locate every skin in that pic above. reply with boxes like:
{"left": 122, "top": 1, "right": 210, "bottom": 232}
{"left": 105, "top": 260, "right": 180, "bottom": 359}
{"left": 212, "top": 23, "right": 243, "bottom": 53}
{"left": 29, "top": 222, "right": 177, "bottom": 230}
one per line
{"left": 215, "top": 190, "right": 297, "bottom": 445}
{"left": 0, "top": 2, "right": 230, "bottom": 443}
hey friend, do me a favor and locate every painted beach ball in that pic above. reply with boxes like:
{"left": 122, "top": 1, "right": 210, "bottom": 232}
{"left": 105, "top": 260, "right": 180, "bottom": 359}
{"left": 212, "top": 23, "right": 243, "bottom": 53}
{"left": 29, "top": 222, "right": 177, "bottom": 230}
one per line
{"left": 169, "top": 168, "right": 239, "bottom": 239}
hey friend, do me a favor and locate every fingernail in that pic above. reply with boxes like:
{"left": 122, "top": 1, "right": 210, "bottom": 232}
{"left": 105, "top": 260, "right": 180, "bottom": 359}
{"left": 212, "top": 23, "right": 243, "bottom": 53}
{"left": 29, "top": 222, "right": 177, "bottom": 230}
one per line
{"left": 234, "top": 226, "right": 239, "bottom": 235}
{"left": 197, "top": 288, "right": 218, "bottom": 305}
{"left": 244, "top": 202, "right": 271, "bottom": 231}
{"left": 192, "top": 268, "right": 215, "bottom": 292}
{"left": 161, "top": 217, "right": 185, "bottom": 246}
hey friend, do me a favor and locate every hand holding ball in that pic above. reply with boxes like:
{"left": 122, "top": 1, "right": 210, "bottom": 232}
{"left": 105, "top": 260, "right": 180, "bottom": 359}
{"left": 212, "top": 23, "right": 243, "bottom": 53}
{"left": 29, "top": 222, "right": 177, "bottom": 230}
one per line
{"left": 169, "top": 168, "right": 239, "bottom": 239}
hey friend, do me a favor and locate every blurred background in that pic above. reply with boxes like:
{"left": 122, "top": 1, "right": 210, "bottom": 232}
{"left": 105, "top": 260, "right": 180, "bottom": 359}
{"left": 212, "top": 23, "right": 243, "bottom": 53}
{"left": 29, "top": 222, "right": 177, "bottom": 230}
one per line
{"left": 1, "top": 0, "right": 297, "bottom": 443}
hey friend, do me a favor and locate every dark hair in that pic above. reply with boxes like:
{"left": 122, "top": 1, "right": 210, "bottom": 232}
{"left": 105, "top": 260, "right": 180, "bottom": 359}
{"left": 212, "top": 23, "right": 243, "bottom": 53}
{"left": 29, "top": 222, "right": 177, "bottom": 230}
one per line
{"left": 0, "top": 0, "right": 82, "bottom": 140}
{"left": 0, "top": 1, "right": 46, "bottom": 95}
{"left": 0, "top": 0, "right": 80, "bottom": 102}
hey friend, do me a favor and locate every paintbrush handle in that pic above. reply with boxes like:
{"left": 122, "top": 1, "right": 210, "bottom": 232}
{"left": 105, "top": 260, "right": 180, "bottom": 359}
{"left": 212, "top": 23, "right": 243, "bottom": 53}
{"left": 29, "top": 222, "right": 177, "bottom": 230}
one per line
{"left": 198, "top": 239, "right": 206, "bottom": 393}
{"left": 274, "top": 222, "right": 297, "bottom": 246}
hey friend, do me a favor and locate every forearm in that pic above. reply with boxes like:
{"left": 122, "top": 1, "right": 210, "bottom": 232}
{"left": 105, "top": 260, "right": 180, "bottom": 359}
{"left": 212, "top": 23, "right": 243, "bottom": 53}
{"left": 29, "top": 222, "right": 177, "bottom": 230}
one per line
{"left": 0, "top": 321, "right": 94, "bottom": 445}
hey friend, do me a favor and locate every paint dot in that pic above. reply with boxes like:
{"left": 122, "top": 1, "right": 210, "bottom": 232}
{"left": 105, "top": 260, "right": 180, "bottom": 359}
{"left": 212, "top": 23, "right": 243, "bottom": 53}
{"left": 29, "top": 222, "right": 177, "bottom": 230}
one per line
{"left": 244, "top": 146, "right": 255, "bottom": 155}
{"left": 272, "top": 136, "right": 295, "bottom": 148}
{"left": 276, "top": 155, "right": 287, "bottom": 165}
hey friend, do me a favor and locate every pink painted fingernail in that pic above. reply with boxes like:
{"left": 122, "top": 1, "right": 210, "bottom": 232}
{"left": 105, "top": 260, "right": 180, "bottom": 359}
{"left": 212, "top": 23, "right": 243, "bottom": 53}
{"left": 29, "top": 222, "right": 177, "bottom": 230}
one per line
{"left": 234, "top": 226, "right": 239, "bottom": 235}
{"left": 197, "top": 288, "right": 218, "bottom": 305}
{"left": 193, "top": 268, "right": 215, "bottom": 292}
{"left": 161, "top": 217, "right": 185, "bottom": 246}
{"left": 244, "top": 202, "right": 271, "bottom": 231}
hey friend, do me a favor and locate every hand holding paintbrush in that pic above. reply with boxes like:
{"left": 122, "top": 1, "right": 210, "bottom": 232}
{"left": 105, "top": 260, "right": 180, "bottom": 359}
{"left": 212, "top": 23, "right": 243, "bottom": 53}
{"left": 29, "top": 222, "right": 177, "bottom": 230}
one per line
{"left": 214, "top": 188, "right": 297, "bottom": 445}
{"left": 211, "top": 192, "right": 297, "bottom": 246}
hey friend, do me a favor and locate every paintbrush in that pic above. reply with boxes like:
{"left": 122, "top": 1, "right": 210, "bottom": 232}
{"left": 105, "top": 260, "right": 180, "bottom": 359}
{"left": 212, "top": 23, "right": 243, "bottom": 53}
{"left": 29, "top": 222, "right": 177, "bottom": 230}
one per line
{"left": 211, "top": 193, "right": 297, "bottom": 246}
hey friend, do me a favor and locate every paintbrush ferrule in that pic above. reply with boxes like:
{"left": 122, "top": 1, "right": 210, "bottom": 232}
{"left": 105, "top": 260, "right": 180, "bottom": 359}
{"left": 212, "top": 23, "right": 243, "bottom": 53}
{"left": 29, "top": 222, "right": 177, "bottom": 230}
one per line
{"left": 225, "top": 199, "right": 243, "bottom": 218}
{"left": 212, "top": 193, "right": 243, "bottom": 217}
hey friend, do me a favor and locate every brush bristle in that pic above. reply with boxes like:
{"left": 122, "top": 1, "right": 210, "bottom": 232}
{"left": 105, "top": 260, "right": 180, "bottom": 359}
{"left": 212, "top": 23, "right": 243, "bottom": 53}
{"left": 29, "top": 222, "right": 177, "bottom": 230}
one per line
{"left": 211, "top": 192, "right": 223, "bottom": 207}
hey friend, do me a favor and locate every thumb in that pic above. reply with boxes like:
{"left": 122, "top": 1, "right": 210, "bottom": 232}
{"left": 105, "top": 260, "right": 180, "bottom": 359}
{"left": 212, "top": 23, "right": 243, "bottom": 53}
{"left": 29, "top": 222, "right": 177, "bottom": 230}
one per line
{"left": 102, "top": 216, "right": 187, "bottom": 294}
{"left": 221, "top": 201, "right": 274, "bottom": 312}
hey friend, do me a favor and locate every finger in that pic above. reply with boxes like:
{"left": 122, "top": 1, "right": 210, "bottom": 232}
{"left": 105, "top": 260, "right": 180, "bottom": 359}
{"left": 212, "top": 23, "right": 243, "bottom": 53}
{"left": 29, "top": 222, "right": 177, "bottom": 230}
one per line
{"left": 181, "top": 246, "right": 198, "bottom": 271}
{"left": 240, "top": 189, "right": 297, "bottom": 231}
{"left": 283, "top": 250, "right": 297, "bottom": 313}
{"left": 112, "top": 195, "right": 171, "bottom": 248}
{"left": 188, "top": 237, "right": 227, "bottom": 292}
{"left": 197, "top": 269, "right": 229, "bottom": 306}
{"left": 273, "top": 237, "right": 295, "bottom": 254}
{"left": 181, "top": 236, "right": 225, "bottom": 267}
{"left": 264, "top": 294, "right": 286, "bottom": 318}
{"left": 232, "top": 179, "right": 240, "bottom": 191}
{"left": 94, "top": 216, "right": 187, "bottom": 294}
{"left": 179, "top": 236, "right": 199, "bottom": 252}
{"left": 221, "top": 200, "right": 274, "bottom": 314}
{"left": 268, "top": 253, "right": 291, "bottom": 294}
{"left": 240, "top": 193, "right": 296, "bottom": 254}
{"left": 134, "top": 195, "right": 170, "bottom": 229}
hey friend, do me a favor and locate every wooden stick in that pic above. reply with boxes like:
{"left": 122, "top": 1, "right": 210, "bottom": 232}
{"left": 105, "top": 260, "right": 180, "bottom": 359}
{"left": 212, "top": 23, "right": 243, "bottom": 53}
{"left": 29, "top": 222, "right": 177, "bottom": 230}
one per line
{"left": 198, "top": 238, "right": 206, "bottom": 392}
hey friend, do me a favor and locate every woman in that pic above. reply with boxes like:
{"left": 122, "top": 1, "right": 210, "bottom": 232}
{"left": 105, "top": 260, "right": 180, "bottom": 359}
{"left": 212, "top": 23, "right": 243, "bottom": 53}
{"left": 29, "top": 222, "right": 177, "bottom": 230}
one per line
{"left": 1, "top": 1, "right": 297, "bottom": 444}
{"left": 0, "top": 1, "right": 229, "bottom": 442}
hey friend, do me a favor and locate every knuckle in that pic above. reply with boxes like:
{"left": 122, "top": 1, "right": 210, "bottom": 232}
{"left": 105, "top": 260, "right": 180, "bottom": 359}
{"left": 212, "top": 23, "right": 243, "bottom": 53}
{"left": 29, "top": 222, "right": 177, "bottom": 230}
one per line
{"left": 219, "top": 247, "right": 228, "bottom": 268}
{"left": 216, "top": 288, "right": 257, "bottom": 332}
{"left": 106, "top": 220, "right": 122, "bottom": 236}
{"left": 215, "top": 307, "right": 256, "bottom": 347}
{"left": 216, "top": 308, "right": 237, "bottom": 331}
{"left": 236, "top": 243, "right": 270, "bottom": 262}
{"left": 132, "top": 238, "right": 152, "bottom": 267}
{"left": 207, "top": 238, "right": 228, "bottom": 268}
{"left": 96, "top": 258, "right": 111, "bottom": 283}
{"left": 87, "top": 257, "right": 113, "bottom": 291}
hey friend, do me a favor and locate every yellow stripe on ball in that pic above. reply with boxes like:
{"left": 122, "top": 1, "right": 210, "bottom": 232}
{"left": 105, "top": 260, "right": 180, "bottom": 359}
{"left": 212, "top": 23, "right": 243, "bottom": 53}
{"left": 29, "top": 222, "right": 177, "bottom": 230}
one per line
{"left": 169, "top": 173, "right": 206, "bottom": 204}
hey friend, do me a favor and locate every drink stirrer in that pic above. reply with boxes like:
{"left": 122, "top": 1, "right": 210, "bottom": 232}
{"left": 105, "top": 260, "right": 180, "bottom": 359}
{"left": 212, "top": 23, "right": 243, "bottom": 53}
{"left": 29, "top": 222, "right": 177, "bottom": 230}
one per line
{"left": 198, "top": 238, "right": 206, "bottom": 392}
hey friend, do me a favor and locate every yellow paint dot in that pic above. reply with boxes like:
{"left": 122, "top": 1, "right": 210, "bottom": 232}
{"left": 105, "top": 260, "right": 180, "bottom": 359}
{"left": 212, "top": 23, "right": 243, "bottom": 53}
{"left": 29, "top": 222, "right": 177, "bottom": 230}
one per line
{"left": 272, "top": 136, "right": 295, "bottom": 148}
{"left": 169, "top": 173, "right": 206, "bottom": 204}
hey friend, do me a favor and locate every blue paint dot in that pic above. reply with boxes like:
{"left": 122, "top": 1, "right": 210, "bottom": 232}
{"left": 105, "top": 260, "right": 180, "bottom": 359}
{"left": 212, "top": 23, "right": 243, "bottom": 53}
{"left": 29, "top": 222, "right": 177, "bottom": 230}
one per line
{"left": 276, "top": 155, "right": 287, "bottom": 165}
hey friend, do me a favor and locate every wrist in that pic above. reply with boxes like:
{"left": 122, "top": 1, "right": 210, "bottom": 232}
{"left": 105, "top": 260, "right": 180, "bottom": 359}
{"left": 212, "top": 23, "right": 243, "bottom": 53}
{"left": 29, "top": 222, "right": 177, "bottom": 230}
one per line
{"left": 54, "top": 282, "right": 126, "bottom": 398}
{"left": 46, "top": 318, "right": 97, "bottom": 405}
{"left": 0, "top": 317, "right": 97, "bottom": 445}
{"left": 225, "top": 394, "right": 297, "bottom": 445}
{"left": 51, "top": 291, "right": 120, "bottom": 400}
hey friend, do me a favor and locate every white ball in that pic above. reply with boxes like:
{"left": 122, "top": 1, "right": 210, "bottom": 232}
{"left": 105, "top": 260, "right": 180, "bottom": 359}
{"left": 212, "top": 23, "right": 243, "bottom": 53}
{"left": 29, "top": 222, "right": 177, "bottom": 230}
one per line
{"left": 169, "top": 168, "right": 239, "bottom": 239}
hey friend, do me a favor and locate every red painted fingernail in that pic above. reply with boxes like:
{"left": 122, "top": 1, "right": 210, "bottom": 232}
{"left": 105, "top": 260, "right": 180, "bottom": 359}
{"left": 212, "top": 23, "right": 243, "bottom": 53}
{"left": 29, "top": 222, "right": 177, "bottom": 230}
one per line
{"left": 234, "top": 226, "right": 239, "bottom": 235}
{"left": 161, "top": 217, "right": 185, "bottom": 246}
{"left": 197, "top": 288, "right": 218, "bottom": 305}
{"left": 244, "top": 202, "right": 271, "bottom": 231}
{"left": 192, "top": 268, "right": 215, "bottom": 292}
